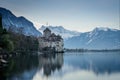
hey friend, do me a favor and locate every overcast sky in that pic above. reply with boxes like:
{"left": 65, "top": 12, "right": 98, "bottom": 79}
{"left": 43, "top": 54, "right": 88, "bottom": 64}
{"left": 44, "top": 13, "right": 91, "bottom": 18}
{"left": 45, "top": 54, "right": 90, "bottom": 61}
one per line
{"left": 0, "top": 0, "right": 119, "bottom": 32}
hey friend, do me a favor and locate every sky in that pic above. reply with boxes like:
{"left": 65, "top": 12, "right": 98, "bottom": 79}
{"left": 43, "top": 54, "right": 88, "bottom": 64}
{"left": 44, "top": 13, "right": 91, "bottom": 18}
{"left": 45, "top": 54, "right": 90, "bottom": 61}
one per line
{"left": 0, "top": 0, "right": 119, "bottom": 32}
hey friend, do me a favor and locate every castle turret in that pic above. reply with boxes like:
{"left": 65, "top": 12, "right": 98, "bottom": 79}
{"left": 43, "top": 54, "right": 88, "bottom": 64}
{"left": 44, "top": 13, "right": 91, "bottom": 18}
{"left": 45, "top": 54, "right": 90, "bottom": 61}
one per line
{"left": 43, "top": 28, "right": 51, "bottom": 38}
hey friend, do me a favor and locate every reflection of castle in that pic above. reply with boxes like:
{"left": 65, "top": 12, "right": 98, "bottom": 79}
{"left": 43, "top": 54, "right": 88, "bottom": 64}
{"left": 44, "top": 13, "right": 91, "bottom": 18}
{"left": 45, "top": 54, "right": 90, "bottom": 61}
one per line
{"left": 38, "top": 53, "right": 63, "bottom": 76}
{"left": 38, "top": 28, "right": 64, "bottom": 52}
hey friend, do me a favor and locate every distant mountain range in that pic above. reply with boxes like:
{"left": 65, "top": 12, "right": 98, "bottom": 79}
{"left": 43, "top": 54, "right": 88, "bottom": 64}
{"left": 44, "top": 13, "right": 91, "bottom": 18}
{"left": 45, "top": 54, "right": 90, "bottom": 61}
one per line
{"left": 39, "top": 25, "right": 120, "bottom": 49}
{"left": 0, "top": 7, "right": 120, "bottom": 49}
{"left": 64, "top": 27, "right": 120, "bottom": 49}
{"left": 0, "top": 7, "right": 41, "bottom": 37}
{"left": 39, "top": 25, "right": 80, "bottom": 39}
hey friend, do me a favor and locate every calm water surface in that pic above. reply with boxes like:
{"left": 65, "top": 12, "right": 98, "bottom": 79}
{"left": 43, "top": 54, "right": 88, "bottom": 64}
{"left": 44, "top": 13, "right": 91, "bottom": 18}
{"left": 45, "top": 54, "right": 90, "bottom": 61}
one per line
{"left": 2, "top": 51, "right": 120, "bottom": 80}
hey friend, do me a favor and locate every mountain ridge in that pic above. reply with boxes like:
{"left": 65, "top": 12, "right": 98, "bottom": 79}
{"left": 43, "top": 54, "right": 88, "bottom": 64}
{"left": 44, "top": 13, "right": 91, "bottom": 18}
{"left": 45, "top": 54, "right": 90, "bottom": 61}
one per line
{"left": 39, "top": 25, "right": 81, "bottom": 39}
{"left": 64, "top": 27, "right": 120, "bottom": 49}
{"left": 0, "top": 7, "right": 119, "bottom": 49}
{"left": 0, "top": 7, "right": 41, "bottom": 37}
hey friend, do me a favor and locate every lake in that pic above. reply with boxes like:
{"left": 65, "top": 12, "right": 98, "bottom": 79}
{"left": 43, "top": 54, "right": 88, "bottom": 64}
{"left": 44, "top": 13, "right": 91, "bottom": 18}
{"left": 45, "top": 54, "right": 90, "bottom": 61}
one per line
{"left": 1, "top": 51, "right": 120, "bottom": 80}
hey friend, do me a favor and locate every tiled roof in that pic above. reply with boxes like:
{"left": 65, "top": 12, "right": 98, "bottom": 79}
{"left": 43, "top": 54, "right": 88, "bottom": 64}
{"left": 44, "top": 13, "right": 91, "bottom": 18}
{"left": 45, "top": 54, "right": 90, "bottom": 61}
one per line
{"left": 43, "top": 28, "right": 51, "bottom": 32}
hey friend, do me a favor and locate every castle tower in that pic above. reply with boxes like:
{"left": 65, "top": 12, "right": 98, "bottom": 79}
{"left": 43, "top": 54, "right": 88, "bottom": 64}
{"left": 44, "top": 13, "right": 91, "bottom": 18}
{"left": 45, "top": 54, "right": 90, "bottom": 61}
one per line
{"left": 43, "top": 28, "right": 51, "bottom": 38}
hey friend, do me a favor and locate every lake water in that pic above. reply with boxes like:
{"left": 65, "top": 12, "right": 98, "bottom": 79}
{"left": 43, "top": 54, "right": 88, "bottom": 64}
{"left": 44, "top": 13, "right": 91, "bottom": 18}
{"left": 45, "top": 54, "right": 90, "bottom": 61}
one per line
{"left": 1, "top": 51, "right": 120, "bottom": 80}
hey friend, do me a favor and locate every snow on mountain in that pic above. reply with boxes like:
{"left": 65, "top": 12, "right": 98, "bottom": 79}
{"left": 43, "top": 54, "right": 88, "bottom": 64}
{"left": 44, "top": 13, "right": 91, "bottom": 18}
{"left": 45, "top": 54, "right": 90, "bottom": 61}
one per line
{"left": 39, "top": 25, "right": 80, "bottom": 39}
{"left": 0, "top": 7, "right": 41, "bottom": 37}
{"left": 64, "top": 27, "right": 120, "bottom": 49}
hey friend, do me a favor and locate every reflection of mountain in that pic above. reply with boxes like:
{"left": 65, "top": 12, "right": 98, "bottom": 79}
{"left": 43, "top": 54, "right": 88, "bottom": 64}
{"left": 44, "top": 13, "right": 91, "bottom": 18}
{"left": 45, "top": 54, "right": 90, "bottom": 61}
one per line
{"left": 38, "top": 53, "right": 63, "bottom": 76}
{"left": 64, "top": 51, "right": 120, "bottom": 75}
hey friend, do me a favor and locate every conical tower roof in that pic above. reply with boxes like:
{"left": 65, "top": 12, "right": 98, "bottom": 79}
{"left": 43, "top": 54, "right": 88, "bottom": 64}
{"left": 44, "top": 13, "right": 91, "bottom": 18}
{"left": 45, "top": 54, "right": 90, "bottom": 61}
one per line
{"left": 43, "top": 28, "right": 51, "bottom": 32}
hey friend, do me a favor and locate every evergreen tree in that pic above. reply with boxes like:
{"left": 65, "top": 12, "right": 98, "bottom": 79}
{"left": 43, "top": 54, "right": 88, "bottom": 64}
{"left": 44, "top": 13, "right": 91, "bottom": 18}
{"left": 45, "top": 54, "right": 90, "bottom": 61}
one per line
{"left": 0, "top": 14, "right": 3, "bottom": 34}
{"left": 0, "top": 14, "right": 14, "bottom": 52}
{"left": 0, "top": 14, "right": 39, "bottom": 52}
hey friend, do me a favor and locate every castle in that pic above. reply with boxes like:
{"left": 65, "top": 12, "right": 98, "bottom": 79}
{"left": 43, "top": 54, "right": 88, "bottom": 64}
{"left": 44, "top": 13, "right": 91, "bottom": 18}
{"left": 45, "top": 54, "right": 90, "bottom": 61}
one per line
{"left": 38, "top": 28, "right": 64, "bottom": 53}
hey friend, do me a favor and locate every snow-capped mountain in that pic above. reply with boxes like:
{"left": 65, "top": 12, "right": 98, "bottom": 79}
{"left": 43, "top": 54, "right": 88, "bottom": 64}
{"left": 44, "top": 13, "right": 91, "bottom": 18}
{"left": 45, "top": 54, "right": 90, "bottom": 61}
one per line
{"left": 64, "top": 27, "right": 120, "bottom": 49}
{"left": 39, "top": 25, "right": 80, "bottom": 39}
{"left": 0, "top": 7, "right": 41, "bottom": 37}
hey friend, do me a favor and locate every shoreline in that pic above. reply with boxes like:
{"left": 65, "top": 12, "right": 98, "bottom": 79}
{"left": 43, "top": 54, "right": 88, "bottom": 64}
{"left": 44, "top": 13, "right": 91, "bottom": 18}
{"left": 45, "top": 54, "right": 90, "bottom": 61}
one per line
{"left": 64, "top": 49, "right": 120, "bottom": 52}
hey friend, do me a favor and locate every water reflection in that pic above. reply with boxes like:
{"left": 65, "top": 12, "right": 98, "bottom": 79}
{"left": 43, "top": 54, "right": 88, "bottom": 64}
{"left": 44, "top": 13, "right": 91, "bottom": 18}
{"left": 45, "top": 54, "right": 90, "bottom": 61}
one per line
{"left": 1, "top": 51, "right": 120, "bottom": 80}
{"left": 64, "top": 52, "right": 120, "bottom": 75}
{"left": 1, "top": 52, "right": 39, "bottom": 80}
{"left": 38, "top": 53, "right": 63, "bottom": 76}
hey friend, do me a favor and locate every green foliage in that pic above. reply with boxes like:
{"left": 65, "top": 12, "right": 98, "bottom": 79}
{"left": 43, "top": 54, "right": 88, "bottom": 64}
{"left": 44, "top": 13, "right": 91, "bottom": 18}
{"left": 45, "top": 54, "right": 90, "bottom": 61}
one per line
{"left": 7, "top": 40, "right": 14, "bottom": 52}
{"left": 0, "top": 35, "right": 14, "bottom": 52}
{"left": 2, "top": 28, "right": 8, "bottom": 34}
{"left": 0, "top": 15, "right": 14, "bottom": 52}
{"left": 9, "top": 31, "right": 39, "bottom": 51}
{"left": 0, "top": 15, "right": 39, "bottom": 52}
{"left": 0, "top": 15, "right": 3, "bottom": 34}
